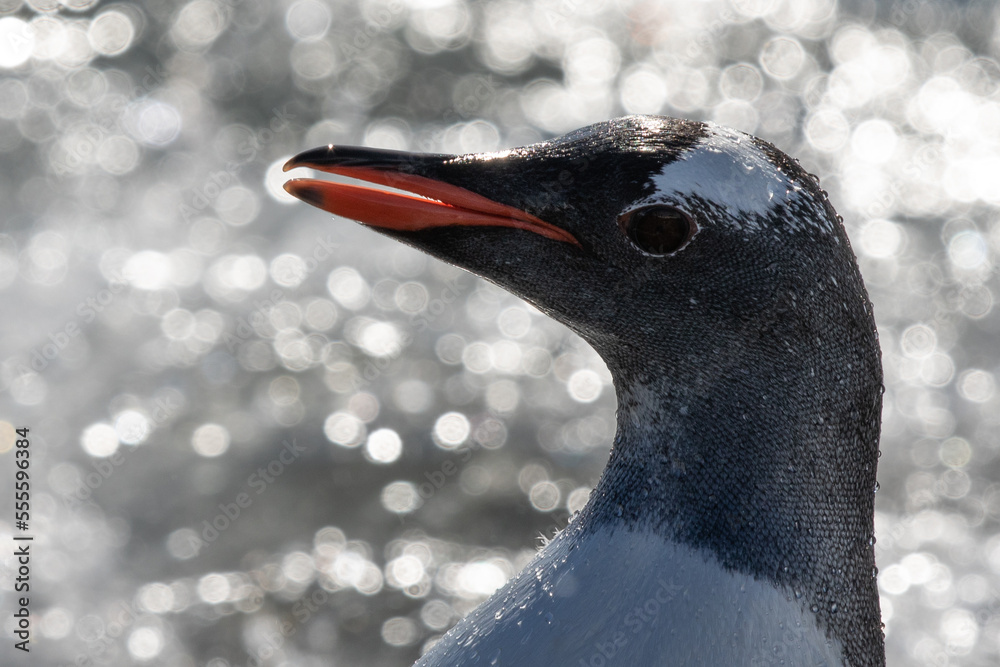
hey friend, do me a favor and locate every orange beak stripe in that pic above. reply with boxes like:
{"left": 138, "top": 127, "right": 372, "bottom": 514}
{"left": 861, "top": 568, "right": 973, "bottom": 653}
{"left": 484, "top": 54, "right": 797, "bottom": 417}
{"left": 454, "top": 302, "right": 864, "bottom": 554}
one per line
{"left": 282, "top": 159, "right": 580, "bottom": 247}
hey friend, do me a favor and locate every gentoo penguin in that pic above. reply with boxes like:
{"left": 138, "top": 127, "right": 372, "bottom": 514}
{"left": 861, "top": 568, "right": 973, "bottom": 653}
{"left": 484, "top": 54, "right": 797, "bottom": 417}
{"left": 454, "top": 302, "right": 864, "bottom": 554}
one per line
{"left": 284, "top": 116, "right": 885, "bottom": 667}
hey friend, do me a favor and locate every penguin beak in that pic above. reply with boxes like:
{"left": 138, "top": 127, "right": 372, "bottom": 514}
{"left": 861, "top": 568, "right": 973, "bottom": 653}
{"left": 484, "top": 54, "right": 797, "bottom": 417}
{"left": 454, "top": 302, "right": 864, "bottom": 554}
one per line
{"left": 283, "top": 146, "right": 580, "bottom": 247}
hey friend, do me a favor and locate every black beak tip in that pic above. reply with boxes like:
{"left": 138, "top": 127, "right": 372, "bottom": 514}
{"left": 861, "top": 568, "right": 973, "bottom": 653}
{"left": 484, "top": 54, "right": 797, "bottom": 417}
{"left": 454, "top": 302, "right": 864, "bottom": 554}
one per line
{"left": 283, "top": 145, "right": 336, "bottom": 172}
{"left": 284, "top": 145, "right": 457, "bottom": 174}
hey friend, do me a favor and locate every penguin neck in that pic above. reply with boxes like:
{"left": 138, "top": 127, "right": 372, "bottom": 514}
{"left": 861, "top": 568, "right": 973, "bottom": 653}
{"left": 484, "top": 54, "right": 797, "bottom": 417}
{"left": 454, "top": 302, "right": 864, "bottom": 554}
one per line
{"left": 588, "top": 346, "right": 880, "bottom": 564}
{"left": 578, "top": 337, "right": 883, "bottom": 660}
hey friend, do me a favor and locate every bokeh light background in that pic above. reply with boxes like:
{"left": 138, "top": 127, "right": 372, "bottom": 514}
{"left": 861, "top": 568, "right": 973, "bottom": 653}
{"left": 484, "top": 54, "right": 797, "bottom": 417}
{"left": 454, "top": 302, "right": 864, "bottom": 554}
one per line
{"left": 0, "top": 0, "right": 998, "bottom": 664}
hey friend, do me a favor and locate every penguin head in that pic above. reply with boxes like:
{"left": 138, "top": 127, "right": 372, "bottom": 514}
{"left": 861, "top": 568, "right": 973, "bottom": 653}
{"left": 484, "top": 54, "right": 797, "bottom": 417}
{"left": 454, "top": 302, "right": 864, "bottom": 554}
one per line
{"left": 285, "top": 115, "right": 870, "bottom": 371}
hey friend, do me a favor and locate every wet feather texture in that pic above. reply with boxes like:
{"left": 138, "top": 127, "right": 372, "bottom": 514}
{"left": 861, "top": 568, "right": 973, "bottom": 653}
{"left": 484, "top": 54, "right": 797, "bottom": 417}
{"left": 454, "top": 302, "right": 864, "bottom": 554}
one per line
{"left": 286, "top": 116, "right": 885, "bottom": 666}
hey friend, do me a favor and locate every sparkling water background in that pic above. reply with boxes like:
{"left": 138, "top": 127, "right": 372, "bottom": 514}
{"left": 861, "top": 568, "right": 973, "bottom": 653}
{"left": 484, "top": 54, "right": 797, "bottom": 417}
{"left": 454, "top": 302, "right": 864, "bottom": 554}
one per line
{"left": 0, "top": 0, "right": 999, "bottom": 665}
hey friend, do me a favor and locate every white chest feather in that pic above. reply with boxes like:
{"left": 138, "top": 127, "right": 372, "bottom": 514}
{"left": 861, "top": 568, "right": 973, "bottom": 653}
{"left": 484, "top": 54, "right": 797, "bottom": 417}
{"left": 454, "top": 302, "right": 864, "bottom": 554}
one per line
{"left": 416, "top": 522, "right": 843, "bottom": 667}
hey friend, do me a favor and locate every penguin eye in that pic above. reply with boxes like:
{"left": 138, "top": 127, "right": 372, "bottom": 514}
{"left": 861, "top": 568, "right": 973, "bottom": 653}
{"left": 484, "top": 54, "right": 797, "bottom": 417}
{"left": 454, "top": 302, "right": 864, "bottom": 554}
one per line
{"left": 620, "top": 205, "right": 696, "bottom": 256}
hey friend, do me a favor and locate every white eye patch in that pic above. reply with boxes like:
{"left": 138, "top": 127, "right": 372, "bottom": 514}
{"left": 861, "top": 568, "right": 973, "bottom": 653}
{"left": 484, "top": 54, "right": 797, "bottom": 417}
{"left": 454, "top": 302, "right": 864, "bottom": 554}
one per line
{"left": 637, "top": 125, "right": 832, "bottom": 234}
